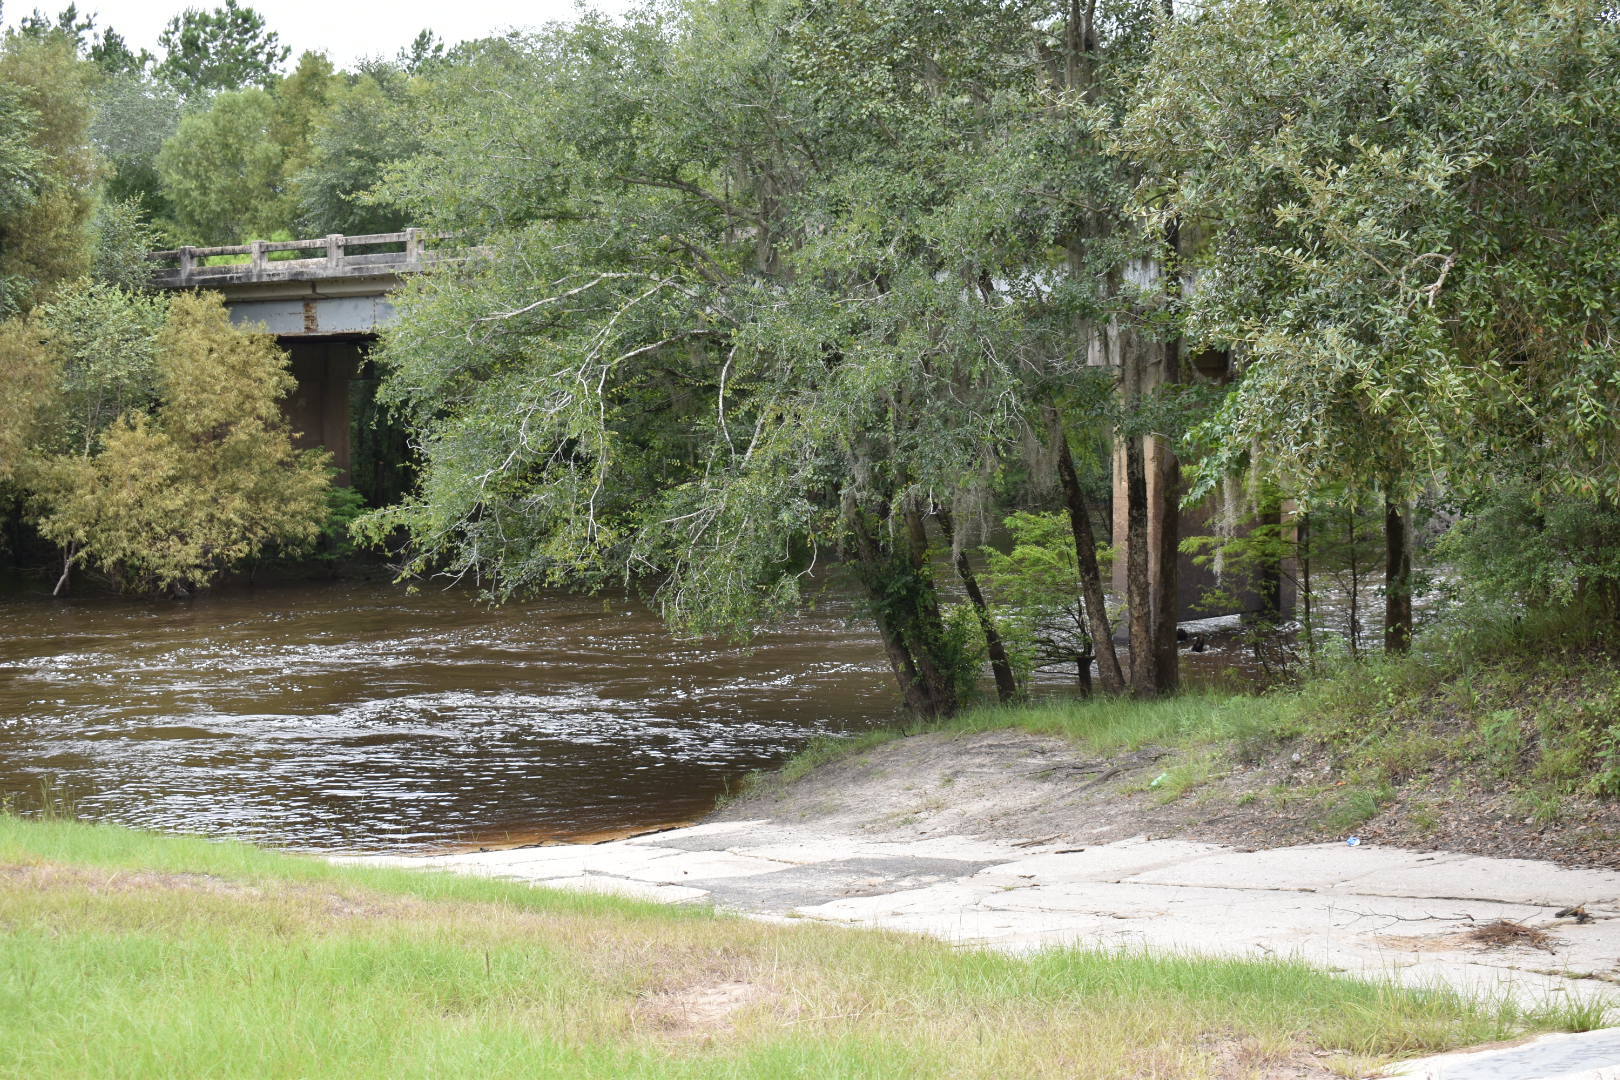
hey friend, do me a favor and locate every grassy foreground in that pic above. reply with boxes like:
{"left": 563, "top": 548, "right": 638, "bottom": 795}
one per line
{"left": 0, "top": 817, "right": 1591, "bottom": 1079}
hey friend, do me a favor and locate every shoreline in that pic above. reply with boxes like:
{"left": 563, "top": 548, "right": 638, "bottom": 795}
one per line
{"left": 429, "top": 818, "right": 702, "bottom": 856}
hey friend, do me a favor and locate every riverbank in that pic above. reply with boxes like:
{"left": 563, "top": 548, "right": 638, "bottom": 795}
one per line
{"left": 0, "top": 816, "right": 1575, "bottom": 1080}
{"left": 722, "top": 618, "right": 1620, "bottom": 870}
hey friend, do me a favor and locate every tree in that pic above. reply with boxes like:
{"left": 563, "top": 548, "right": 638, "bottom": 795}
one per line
{"left": 156, "top": 0, "right": 289, "bottom": 99}
{"left": 0, "top": 314, "right": 57, "bottom": 485}
{"left": 14, "top": 3, "right": 92, "bottom": 47}
{"left": 90, "top": 197, "right": 164, "bottom": 290}
{"left": 87, "top": 27, "right": 150, "bottom": 77}
{"left": 0, "top": 84, "right": 44, "bottom": 249}
{"left": 363, "top": 0, "right": 1109, "bottom": 715}
{"left": 13, "top": 3, "right": 149, "bottom": 74}
{"left": 356, "top": 0, "right": 1207, "bottom": 711}
{"left": 21, "top": 291, "right": 330, "bottom": 593}
{"left": 982, "top": 511, "right": 1114, "bottom": 694}
{"left": 29, "top": 280, "right": 166, "bottom": 456}
{"left": 155, "top": 87, "right": 284, "bottom": 243}
{"left": 1120, "top": 0, "right": 1620, "bottom": 638}
{"left": 294, "top": 61, "right": 421, "bottom": 235}
{"left": 270, "top": 51, "right": 337, "bottom": 177}
{"left": 398, "top": 29, "right": 445, "bottom": 74}
{"left": 90, "top": 73, "right": 181, "bottom": 217}
{"left": 0, "top": 32, "right": 96, "bottom": 314}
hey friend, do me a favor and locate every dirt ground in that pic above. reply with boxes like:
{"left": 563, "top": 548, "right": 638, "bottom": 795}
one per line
{"left": 714, "top": 728, "right": 1620, "bottom": 870}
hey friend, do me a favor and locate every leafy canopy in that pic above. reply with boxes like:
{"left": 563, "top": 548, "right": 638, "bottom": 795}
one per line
{"left": 1122, "top": 0, "right": 1620, "bottom": 509}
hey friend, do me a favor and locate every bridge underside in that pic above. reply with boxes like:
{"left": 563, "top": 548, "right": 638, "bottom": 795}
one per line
{"left": 145, "top": 232, "right": 439, "bottom": 503}
{"left": 282, "top": 337, "right": 367, "bottom": 489}
{"left": 210, "top": 277, "right": 404, "bottom": 493}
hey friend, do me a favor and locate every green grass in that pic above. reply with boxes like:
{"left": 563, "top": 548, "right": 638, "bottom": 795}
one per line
{"left": 0, "top": 816, "right": 1586, "bottom": 1079}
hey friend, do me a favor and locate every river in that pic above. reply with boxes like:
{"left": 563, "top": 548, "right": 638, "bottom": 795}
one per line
{"left": 0, "top": 582, "right": 899, "bottom": 852}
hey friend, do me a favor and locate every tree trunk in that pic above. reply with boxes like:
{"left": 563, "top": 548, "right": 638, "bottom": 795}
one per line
{"left": 1075, "top": 653, "right": 1093, "bottom": 697}
{"left": 1384, "top": 492, "right": 1413, "bottom": 655}
{"left": 1256, "top": 501, "right": 1284, "bottom": 624}
{"left": 846, "top": 506, "right": 959, "bottom": 717}
{"left": 1124, "top": 431, "right": 1155, "bottom": 696}
{"left": 1150, "top": 220, "right": 1182, "bottom": 694}
{"left": 1298, "top": 510, "right": 1315, "bottom": 670}
{"left": 52, "top": 543, "right": 76, "bottom": 597}
{"left": 900, "top": 505, "right": 960, "bottom": 716}
{"left": 937, "top": 508, "right": 1018, "bottom": 704}
{"left": 1347, "top": 508, "right": 1362, "bottom": 659}
{"left": 1048, "top": 405, "right": 1123, "bottom": 694}
{"left": 1149, "top": 437, "right": 1180, "bottom": 694}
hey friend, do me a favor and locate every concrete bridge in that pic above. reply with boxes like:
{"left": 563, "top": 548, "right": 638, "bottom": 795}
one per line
{"left": 149, "top": 230, "right": 444, "bottom": 490}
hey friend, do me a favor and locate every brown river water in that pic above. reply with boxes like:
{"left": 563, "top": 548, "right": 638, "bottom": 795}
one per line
{"left": 0, "top": 582, "right": 899, "bottom": 852}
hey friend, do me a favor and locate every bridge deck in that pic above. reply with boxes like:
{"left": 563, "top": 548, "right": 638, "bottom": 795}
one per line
{"left": 149, "top": 230, "right": 450, "bottom": 290}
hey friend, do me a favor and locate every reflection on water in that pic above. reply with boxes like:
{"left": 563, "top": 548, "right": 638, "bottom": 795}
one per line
{"left": 0, "top": 583, "right": 898, "bottom": 851}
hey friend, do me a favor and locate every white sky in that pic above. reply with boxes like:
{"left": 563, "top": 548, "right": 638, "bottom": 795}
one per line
{"left": 1, "top": 0, "right": 633, "bottom": 69}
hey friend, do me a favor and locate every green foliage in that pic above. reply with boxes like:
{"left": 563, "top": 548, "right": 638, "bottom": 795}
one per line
{"left": 86, "top": 27, "right": 149, "bottom": 77}
{"left": 398, "top": 29, "right": 445, "bottom": 75}
{"left": 293, "top": 62, "right": 419, "bottom": 235}
{"left": 0, "top": 85, "right": 44, "bottom": 306}
{"left": 15, "top": 290, "right": 330, "bottom": 592}
{"left": 269, "top": 51, "right": 336, "bottom": 176}
{"left": 315, "top": 483, "right": 366, "bottom": 560}
{"left": 981, "top": 511, "right": 1111, "bottom": 686}
{"left": 1478, "top": 709, "right": 1525, "bottom": 778}
{"left": 1124, "top": 0, "right": 1620, "bottom": 516}
{"left": 155, "top": 0, "right": 288, "bottom": 99}
{"left": 0, "top": 31, "right": 96, "bottom": 313}
{"left": 154, "top": 87, "right": 284, "bottom": 243}
{"left": 1320, "top": 784, "right": 1393, "bottom": 833}
{"left": 89, "top": 197, "right": 163, "bottom": 289}
{"left": 0, "top": 314, "right": 57, "bottom": 484}
{"left": 32, "top": 279, "right": 167, "bottom": 454}
{"left": 12, "top": 4, "right": 150, "bottom": 75}
{"left": 1441, "top": 482, "right": 1620, "bottom": 618}
{"left": 360, "top": 0, "right": 1167, "bottom": 712}
{"left": 89, "top": 73, "right": 180, "bottom": 218}
{"left": 14, "top": 4, "right": 89, "bottom": 40}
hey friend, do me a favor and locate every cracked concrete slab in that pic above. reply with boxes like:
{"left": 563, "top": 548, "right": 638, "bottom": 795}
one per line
{"left": 1123, "top": 842, "right": 1457, "bottom": 891}
{"left": 608, "top": 849, "right": 794, "bottom": 884}
{"left": 1343, "top": 855, "right": 1620, "bottom": 907}
{"left": 634, "top": 821, "right": 776, "bottom": 852}
{"left": 338, "top": 826, "right": 1620, "bottom": 1020}
{"left": 1386, "top": 1027, "right": 1620, "bottom": 1079}
{"left": 971, "top": 838, "right": 1228, "bottom": 886}
{"left": 688, "top": 855, "right": 998, "bottom": 913}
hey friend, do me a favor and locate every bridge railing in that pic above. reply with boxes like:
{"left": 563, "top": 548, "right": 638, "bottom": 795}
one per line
{"left": 148, "top": 230, "right": 454, "bottom": 288}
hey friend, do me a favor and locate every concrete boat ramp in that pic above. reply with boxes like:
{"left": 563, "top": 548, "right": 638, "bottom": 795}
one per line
{"left": 338, "top": 821, "right": 1620, "bottom": 1078}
